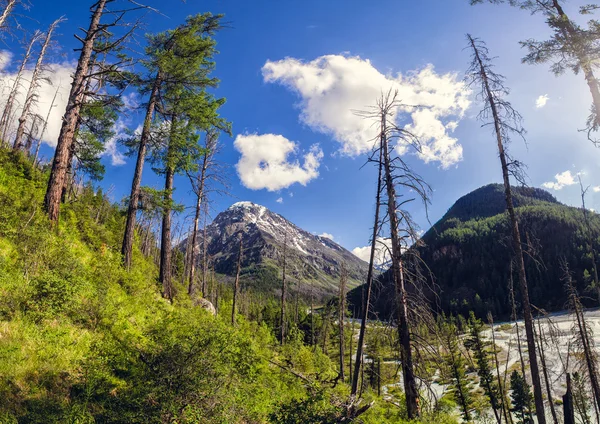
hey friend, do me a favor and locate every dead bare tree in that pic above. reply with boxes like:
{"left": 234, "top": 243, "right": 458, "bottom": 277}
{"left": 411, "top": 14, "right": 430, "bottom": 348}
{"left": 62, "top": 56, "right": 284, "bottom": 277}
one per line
{"left": 355, "top": 90, "right": 432, "bottom": 419}
{"left": 351, "top": 139, "right": 384, "bottom": 397}
{"left": 534, "top": 311, "right": 559, "bottom": 424}
{"left": 466, "top": 34, "right": 547, "bottom": 424}
{"left": 578, "top": 176, "right": 600, "bottom": 304}
{"left": 231, "top": 232, "right": 243, "bottom": 326}
{"left": 338, "top": 263, "right": 348, "bottom": 381}
{"left": 562, "top": 259, "right": 600, "bottom": 414}
{"left": 186, "top": 129, "right": 219, "bottom": 295}
{"left": 280, "top": 232, "right": 288, "bottom": 345}
{"left": 0, "top": 0, "right": 17, "bottom": 33}
{"left": 13, "top": 17, "right": 64, "bottom": 151}
{"left": 0, "top": 30, "right": 42, "bottom": 145}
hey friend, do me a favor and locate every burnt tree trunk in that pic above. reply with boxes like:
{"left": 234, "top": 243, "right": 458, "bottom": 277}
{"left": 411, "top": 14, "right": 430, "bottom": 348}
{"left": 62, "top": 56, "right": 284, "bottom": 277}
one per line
{"left": 14, "top": 18, "right": 62, "bottom": 151}
{"left": 351, "top": 143, "right": 383, "bottom": 397}
{"left": 0, "top": 0, "right": 16, "bottom": 32}
{"left": 470, "top": 35, "right": 546, "bottom": 424}
{"left": 44, "top": 0, "right": 107, "bottom": 223}
{"left": 1, "top": 31, "right": 40, "bottom": 145}
{"left": 381, "top": 112, "right": 419, "bottom": 418}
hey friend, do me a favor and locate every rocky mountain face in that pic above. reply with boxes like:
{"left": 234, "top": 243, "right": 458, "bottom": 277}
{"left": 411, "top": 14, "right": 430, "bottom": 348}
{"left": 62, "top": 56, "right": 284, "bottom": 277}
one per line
{"left": 189, "top": 202, "right": 368, "bottom": 296}
{"left": 348, "top": 184, "right": 600, "bottom": 320}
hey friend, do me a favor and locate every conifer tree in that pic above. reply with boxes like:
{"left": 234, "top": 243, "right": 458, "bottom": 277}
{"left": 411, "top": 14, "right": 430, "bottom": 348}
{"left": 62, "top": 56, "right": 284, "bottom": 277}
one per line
{"left": 441, "top": 317, "right": 474, "bottom": 422}
{"left": 466, "top": 34, "right": 547, "bottom": 424}
{"left": 471, "top": 0, "right": 600, "bottom": 138}
{"left": 466, "top": 312, "right": 502, "bottom": 424}
{"left": 510, "top": 370, "right": 534, "bottom": 424}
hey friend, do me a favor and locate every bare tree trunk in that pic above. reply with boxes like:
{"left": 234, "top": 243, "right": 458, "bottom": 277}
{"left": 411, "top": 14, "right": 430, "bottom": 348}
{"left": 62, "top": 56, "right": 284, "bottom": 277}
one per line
{"left": 202, "top": 215, "right": 208, "bottom": 296}
{"left": 280, "top": 233, "right": 287, "bottom": 344}
{"left": 44, "top": 0, "right": 107, "bottom": 223}
{"left": 0, "top": 0, "right": 16, "bottom": 32}
{"left": 338, "top": 263, "right": 347, "bottom": 381}
{"left": 564, "top": 373, "right": 575, "bottom": 424}
{"left": 188, "top": 144, "right": 211, "bottom": 293}
{"left": 578, "top": 177, "right": 600, "bottom": 303}
{"left": 469, "top": 35, "right": 546, "bottom": 423}
{"left": 14, "top": 18, "right": 63, "bottom": 151}
{"left": 1, "top": 31, "right": 41, "bottom": 145}
{"left": 381, "top": 112, "right": 419, "bottom": 418}
{"left": 33, "top": 85, "right": 60, "bottom": 166}
{"left": 349, "top": 315, "right": 354, "bottom": 383}
{"left": 489, "top": 313, "right": 513, "bottom": 424}
{"left": 535, "top": 317, "right": 559, "bottom": 424}
{"left": 122, "top": 72, "right": 162, "bottom": 267}
{"left": 565, "top": 265, "right": 600, "bottom": 412}
{"left": 351, "top": 143, "right": 383, "bottom": 397}
{"left": 232, "top": 233, "right": 243, "bottom": 325}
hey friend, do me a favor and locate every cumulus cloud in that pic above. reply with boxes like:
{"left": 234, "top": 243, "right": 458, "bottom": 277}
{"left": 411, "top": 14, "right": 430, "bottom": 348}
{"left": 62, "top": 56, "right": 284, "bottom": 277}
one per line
{"left": 319, "top": 232, "right": 334, "bottom": 240}
{"left": 352, "top": 237, "right": 392, "bottom": 267}
{"left": 594, "top": 186, "right": 600, "bottom": 193}
{"left": 234, "top": 133, "right": 323, "bottom": 191}
{"left": 542, "top": 170, "right": 578, "bottom": 190}
{"left": 262, "top": 55, "right": 471, "bottom": 168}
{"left": 276, "top": 197, "right": 283, "bottom": 204}
{"left": 0, "top": 51, "right": 73, "bottom": 148}
{"left": 535, "top": 94, "right": 549, "bottom": 109}
{"left": 103, "top": 119, "right": 127, "bottom": 166}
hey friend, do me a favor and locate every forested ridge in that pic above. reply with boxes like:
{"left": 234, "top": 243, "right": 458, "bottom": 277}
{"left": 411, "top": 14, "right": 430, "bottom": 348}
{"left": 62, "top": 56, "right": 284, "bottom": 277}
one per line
{"left": 350, "top": 184, "right": 600, "bottom": 320}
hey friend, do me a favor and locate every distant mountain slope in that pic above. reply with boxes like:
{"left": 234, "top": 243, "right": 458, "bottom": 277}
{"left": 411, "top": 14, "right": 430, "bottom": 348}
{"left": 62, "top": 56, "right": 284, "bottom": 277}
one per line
{"left": 349, "top": 184, "right": 600, "bottom": 320}
{"left": 187, "top": 202, "right": 368, "bottom": 296}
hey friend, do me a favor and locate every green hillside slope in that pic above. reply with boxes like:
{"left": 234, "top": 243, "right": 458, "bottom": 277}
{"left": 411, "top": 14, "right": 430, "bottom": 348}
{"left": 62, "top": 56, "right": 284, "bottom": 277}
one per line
{"left": 0, "top": 151, "right": 346, "bottom": 423}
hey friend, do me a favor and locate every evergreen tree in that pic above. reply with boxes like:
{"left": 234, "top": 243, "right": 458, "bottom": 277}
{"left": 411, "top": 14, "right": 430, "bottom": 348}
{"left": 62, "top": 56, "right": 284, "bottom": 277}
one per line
{"left": 441, "top": 317, "right": 474, "bottom": 422}
{"left": 510, "top": 370, "right": 534, "bottom": 424}
{"left": 465, "top": 312, "right": 502, "bottom": 424}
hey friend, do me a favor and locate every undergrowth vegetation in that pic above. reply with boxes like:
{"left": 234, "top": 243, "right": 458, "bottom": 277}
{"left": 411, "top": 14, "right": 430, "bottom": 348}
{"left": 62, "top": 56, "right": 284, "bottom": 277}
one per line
{"left": 0, "top": 150, "right": 457, "bottom": 423}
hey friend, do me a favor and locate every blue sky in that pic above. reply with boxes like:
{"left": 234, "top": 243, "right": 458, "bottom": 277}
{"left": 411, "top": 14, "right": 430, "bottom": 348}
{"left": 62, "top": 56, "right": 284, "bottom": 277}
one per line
{"left": 5, "top": 0, "right": 600, "bottom": 257}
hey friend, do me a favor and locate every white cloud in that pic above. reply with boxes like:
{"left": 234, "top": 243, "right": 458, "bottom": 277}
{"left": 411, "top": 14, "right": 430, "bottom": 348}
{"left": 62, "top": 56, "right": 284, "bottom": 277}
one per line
{"left": 262, "top": 55, "right": 471, "bottom": 168}
{"left": 234, "top": 133, "right": 323, "bottom": 191}
{"left": 276, "top": 197, "right": 283, "bottom": 203}
{"left": 535, "top": 94, "right": 549, "bottom": 109}
{"left": 121, "top": 92, "right": 139, "bottom": 110}
{"left": 319, "top": 232, "right": 334, "bottom": 240}
{"left": 593, "top": 186, "right": 600, "bottom": 193}
{"left": 542, "top": 170, "right": 578, "bottom": 190}
{"left": 352, "top": 237, "right": 392, "bottom": 267}
{"left": 103, "top": 119, "right": 127, "bottom": 166}
{"left": 0, "top": 51, "right": 73, "bottom": 148}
